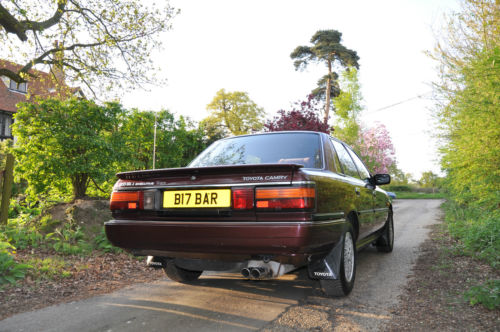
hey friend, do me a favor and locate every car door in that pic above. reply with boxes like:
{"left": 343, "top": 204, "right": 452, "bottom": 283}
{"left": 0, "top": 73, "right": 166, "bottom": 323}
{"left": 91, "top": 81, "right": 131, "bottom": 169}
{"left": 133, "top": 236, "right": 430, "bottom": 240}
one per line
{"left": 347, "top": 148, "right": 389, "bottom": 230}
{"left": 330, "top": 139, "right": 374, "bottom": 240}
{"left": 373, "top": 188, "right": 390, "bottom": 228}
{"left": 344, "top": 146, "right": 388, "bottom": 234}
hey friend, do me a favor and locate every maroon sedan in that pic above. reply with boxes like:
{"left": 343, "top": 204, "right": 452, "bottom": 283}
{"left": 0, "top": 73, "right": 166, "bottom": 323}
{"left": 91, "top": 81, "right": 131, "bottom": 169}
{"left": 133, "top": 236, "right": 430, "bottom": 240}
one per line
{"left": 105, "top": 131, "right": 393, "bottom": 297}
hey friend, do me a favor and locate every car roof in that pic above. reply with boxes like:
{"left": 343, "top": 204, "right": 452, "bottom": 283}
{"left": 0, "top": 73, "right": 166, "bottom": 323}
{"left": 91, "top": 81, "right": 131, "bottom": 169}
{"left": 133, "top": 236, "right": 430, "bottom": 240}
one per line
{"left": 219, "top": 131, "right": 325, "bottom": 141}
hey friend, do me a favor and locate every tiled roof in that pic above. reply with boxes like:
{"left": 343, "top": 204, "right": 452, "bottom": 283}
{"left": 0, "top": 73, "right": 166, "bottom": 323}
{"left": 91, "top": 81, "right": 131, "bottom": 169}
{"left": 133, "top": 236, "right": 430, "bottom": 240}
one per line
{"left": 0, "top": 59, "right": 81, "bottom": 113}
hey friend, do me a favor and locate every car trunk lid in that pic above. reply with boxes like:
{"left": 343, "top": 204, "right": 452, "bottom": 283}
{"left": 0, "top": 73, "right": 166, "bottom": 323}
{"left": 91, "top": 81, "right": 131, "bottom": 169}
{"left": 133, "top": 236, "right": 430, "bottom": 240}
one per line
{"left": 115, "top": 164, "right": 301, "bottom": 187}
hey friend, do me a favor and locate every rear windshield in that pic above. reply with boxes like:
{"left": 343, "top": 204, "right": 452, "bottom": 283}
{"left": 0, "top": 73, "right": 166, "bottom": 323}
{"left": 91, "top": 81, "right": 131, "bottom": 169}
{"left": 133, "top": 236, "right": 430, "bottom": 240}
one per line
{"left": 189, "top": 132, "right": 323, "bottom": 168}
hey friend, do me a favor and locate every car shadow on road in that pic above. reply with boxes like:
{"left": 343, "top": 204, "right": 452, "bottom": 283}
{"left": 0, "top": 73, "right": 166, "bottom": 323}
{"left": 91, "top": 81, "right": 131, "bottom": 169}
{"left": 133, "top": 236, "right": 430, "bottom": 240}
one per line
{"left": 96, "top": 268, "right": 317, "bottom": 331}
{"left": 194, "top": 267, "right": 316, "bottom": 298}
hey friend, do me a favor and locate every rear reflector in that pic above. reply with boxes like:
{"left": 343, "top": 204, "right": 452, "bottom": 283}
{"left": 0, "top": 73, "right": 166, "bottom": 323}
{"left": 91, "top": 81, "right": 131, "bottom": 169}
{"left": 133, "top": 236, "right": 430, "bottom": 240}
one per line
{"left": 232, "top": 188, "right": 254, "bottom": 210}
{"left": 256, "top": 187, "right": 315, "bottom": 210}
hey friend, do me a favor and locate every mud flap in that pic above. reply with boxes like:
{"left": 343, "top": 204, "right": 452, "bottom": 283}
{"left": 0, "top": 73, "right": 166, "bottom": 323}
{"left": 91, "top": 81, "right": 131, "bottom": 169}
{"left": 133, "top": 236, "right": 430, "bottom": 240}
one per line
{"left": 146, "top": 256, "right": 166, "bottom": 269}
{"left": 307, "top": 238, "right": 343, "bottom": 280}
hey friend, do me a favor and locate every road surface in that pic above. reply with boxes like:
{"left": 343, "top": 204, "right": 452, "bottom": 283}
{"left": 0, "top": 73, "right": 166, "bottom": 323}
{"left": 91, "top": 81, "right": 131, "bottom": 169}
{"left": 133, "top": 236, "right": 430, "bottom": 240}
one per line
{"left": 0, "top": 199, "right": 443, "bottom": 332}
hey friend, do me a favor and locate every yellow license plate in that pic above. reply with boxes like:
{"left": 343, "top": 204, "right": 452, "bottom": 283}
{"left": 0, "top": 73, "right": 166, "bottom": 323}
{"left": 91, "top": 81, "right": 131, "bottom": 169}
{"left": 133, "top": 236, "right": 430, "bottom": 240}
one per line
{"left": 163, "top": 189, "right": 231, "bottom": 208}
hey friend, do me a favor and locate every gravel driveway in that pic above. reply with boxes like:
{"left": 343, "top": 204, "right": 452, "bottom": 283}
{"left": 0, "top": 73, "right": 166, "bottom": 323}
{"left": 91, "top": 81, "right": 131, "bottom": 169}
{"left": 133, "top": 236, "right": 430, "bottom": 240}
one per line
{"left": 0, "top": 199, "right": 443, "bottom": 332}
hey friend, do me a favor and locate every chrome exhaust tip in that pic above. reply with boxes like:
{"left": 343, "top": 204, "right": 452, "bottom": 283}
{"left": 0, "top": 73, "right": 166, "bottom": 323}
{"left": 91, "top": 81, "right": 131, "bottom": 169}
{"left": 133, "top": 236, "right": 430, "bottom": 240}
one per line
{"left": 241, "top": 268, "right": 251, "bottom": 278}
{"left": 250, "top": 267, "right": 268, "bottom": 279}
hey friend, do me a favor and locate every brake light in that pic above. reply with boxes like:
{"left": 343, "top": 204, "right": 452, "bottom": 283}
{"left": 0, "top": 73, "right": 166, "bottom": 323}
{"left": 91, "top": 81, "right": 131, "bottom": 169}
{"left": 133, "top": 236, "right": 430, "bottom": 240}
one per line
{"left": 232, "top": 188, "right": 254, "bottom": 210}
{"left": 255, "top": 187, "right": 315, "bottom": 210}
{"left": 110, "top": 191, "right": 143, "bottom": 210}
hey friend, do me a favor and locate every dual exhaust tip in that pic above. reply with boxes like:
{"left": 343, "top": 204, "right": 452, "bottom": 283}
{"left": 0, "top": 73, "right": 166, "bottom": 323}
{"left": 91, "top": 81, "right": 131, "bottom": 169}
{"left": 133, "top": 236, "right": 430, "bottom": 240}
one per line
{"left": 241, "top": 267, "right": 269, "bottom": 279}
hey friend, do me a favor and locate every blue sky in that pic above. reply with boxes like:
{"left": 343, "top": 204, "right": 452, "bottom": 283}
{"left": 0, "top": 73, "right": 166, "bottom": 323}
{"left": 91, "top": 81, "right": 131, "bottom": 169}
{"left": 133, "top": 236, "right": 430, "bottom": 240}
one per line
{"left": 122, "top": 0, "right": 460, "bottom": 178}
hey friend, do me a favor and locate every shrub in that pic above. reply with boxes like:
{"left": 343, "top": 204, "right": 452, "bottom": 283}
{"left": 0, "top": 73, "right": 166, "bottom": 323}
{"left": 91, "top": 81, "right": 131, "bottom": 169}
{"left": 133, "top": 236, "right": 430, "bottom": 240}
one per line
{"left": 444, "top": 201, "right": 500, "bottom": 268}
{"left": 0, "top": 241, "right": 31, "bottom": 285}
{"left": 94, "top": 227, "right": 121, "bottom": 253}
{"left": 26, "top": 257, "right": 72, "bottom": 280}
{"left": 386, "top": 185, "right": 413, "bottom": 192}
{"left": 464, "top": 280, "right": 500, "bottom": 310}
{"left": 46, "top": 222, "right": 91, "bottom": 255}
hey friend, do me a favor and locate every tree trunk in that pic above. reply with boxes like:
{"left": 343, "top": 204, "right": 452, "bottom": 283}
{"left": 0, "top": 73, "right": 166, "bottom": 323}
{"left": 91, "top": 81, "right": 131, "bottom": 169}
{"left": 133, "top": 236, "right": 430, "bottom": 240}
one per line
{"left": 0, "top": 154, "right": 14, "bottom": 225}
{"left": 324, "top": 60, "right": 332, "bottom": 125}
{"left": 72, "top": 173, "right": 89, "bottom": 199}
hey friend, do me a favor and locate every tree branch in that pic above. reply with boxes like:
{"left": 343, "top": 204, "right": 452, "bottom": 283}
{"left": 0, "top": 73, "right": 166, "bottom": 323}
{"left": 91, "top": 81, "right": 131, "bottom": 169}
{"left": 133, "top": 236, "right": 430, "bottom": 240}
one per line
{"left": 0, "top": 1, "right": 67, "bottom": 41}
{"left": 21, "top": 1, "right": 67, "bottom": 33}
{"left": 0, "top": 3, "right": 28, "bottom": 41}
{"left": 90, "top": 177, "right": 107, "bottom": 194}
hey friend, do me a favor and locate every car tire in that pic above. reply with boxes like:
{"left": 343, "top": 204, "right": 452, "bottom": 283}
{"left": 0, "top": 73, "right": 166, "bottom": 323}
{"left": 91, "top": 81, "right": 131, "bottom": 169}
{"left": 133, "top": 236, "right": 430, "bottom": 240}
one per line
{"left": 164, "top": 260, "right": 202, "bottom": 283}
{"left": 320, "top": 225, "right": 357, "bottom": 297}
{"left": 376, "top": 213, "right": 394, "bottom": 253}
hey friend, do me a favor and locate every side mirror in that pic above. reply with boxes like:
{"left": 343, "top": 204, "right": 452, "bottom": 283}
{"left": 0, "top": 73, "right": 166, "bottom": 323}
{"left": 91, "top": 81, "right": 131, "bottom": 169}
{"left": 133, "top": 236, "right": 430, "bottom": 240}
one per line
{"left": 373, "top": 174, "right": 391, "bottom": 185}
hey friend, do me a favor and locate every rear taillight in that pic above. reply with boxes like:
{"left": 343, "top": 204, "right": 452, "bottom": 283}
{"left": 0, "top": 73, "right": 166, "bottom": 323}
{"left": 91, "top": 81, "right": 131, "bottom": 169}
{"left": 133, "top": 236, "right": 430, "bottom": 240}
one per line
{"left": 232, "top": 188, "right": 254, "bottom": 210}
{"left": 110, "top": 191, "right": 156, "bottom": 210}
{"left": 255, "top": 187, "right": 315, "bottom": 210}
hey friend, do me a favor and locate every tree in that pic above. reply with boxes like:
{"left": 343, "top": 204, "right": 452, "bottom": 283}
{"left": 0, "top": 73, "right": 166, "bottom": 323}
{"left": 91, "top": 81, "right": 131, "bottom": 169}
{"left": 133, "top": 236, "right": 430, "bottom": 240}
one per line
{"left": 205, "top": 89, "right": 265, "bottom": 136}
{"left": 431, "top": 0, "right": 499, "bottom": 208}
{"left": 12, "top": 98, "right": 125, "bottom": 199}
{"left": 0, "top": 0, "right": 177, "bottom": 97}
{"left": 358, "top": 123, "right": 396, "bottom": 174}
{"left": 390, "top": 168, "right": 414, "bottom": 186}
{"left": 198, "top": 117, "right": 226, "bottom": 147}
{"left": 291, "top": 30, "right": 359, "bottom": 124}
{"left": 264, "top": 95, "right": 330, "bottom": 133}
{"left": 332, "top": 68, "right": 363, "bottom": 146}
{"left": 119, "top": 109, "right": 207, "bottom": 170}
{"left": 419, "top": 171, "right": 439, "bottom": 191}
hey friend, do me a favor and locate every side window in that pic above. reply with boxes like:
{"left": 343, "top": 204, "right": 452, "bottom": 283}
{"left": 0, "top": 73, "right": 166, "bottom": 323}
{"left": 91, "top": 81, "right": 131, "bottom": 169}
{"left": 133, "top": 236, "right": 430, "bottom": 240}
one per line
{"left": 345, "top": 146, "right": 371, "bottom": 180}
{"left": 323, "top": 138, "right": 338, "bottom": 172}
{"left": 331, "top": 139, "right": 359, "bottom": 178}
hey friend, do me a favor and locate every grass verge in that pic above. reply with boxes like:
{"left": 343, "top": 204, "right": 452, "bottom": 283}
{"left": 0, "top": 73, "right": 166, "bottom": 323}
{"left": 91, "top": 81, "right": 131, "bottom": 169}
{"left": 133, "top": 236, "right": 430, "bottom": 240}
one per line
{"left": 393, "top": 191, "right": 446, "bottom": 199}
{"left": 442, "top": 200, "right": 499, "bottom": 310}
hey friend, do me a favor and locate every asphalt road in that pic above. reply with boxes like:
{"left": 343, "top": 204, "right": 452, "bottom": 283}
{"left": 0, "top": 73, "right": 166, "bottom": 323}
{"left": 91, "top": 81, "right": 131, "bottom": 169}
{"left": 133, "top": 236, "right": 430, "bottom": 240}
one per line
{"left": 0, "top": 199, "right": 443, "bottom": 332}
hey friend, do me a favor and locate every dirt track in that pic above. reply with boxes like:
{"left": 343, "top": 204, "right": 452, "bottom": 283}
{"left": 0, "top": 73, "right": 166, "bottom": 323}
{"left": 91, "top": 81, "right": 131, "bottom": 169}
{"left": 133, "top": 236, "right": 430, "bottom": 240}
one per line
{"left": 0, "top": 199, "right": 443, "bottom": 332}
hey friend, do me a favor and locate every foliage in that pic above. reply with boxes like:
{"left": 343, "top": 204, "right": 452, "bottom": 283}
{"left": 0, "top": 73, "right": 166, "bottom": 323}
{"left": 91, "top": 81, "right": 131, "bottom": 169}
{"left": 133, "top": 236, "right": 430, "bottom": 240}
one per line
{"left": 94, "top": 228, "right": 121, "bottom": 253}
{"left": 418, "top": 171, "right": 441, "bottom": 189}
{"left": 392, "top": 191, "right": 445, "bottom": 199}
{"left": 431, "top": 3, "right": 499, "bottom": 311}
{"left": 327, "top": 67, "right": 396, "bottom": 175}
{"left": 444, "top": 201, "right": 500, "bottom": 268}
{"left": 2, "top": 199, "right": 115, "bottom": 256}
{"left": 3, "top": 201, "right": 44, "bottom": 249}
{"left": 13, "top": 98, "right": 125, "bottom": 199}
{"left": 205, "top": 89, "right": 265, "bottom": 136}
{"left": 0, "top": 0, "right": 177, "bottom": 97}
{"left": 0, "top": 239, "right": 31, "bottom": 285}
{"left": 431, "top": 0, "right": 499, "bottom": 209}
{"left": 291, "top": 30, "right": 359, "bottom": 124}
{"left": 26, "top": 257, "right": 72, "bottom": 280}
{"left": 118, "top": 109, "right": 207, "bottom": 170}
{"left": 12, "top": 98, "right": 209, "bottom": 199}
{"left": 264, "top": 95, "right": 330, "bottom": 133}
{"left": 332, "top": 68, "right": 363, "bottom": 146}
{"left": 464, "top": 279, "right": 500, "bottom": 310}
{"left": 358, "top": 123, "right": 396, "bottom": 174}
{"left": 46, "top": 221, "right": 91, "bottom": 255}
{"left": 386, "top": 185, "right": 413, "bottom": 192}
{"left": 389, "top": 169, "right": 415, "bottom": 186}
{"left": 198, "top": 117, "right": 227, "bottom": 147}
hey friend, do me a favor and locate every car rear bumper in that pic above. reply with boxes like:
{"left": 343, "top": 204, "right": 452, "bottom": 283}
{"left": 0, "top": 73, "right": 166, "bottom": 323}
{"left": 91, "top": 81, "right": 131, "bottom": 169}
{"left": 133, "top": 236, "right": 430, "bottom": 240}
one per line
{"left": 105, "top": 219, "right": 346, "bottom": 265}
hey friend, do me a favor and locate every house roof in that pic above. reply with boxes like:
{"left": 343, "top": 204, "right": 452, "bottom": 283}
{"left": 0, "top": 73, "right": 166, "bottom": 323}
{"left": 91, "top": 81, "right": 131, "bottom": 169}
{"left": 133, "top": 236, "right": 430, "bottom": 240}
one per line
{"left": 0, "top": 59, "right": 82, "bottom": 113}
